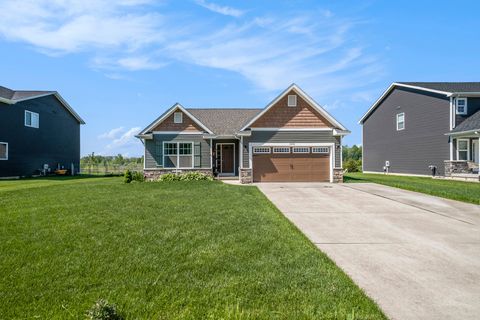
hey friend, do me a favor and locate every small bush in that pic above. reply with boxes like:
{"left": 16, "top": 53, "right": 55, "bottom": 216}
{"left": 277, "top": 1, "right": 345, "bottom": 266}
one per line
{"left": 157, "top": 172, "right": 213, "bottom": 182}
{"left": 85, "top": 299, "right": 123, "bottom": 320}
{"left": 344, "top": 159, "right": 362, "bottom": 173}
{"left": 158, "top": 173, "right": 180, "bottom": 182}
{"left": 124, "top": 170, "right": 132, "bottom": 183}
{"left": 131, "top": 171, "right": 144, "bottom": 182}
{"left": 178, "top": 172, "right": 213, "bottom": 181}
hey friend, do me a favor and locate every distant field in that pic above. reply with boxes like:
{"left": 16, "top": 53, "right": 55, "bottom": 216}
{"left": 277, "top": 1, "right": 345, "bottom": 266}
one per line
{"left": 345, "top": 172, "right": 480, "bottom": 205}
{"left": 0, "top": 177, "right": 385, "bottom": 319}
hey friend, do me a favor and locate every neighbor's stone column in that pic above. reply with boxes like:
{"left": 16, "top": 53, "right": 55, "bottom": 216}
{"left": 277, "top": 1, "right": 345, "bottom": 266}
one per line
{"left": 239, "top": 168, "right": 252, "bottom": 184}
{"left": 444, "top": 160, "right": 469, "bottom": 177}
{"left": 333, "top": 168, "right": 344, "bottom": 183}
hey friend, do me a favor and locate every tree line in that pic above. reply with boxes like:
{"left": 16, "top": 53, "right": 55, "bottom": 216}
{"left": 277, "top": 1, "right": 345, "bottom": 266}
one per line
{"left": 342, "top": 145, "right": 362, "bottom": 172}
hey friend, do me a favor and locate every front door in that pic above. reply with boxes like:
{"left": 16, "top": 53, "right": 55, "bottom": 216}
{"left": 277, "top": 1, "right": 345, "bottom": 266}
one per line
{"left": 220, "top": 144, "right": 234, "bottom": 174}
{"left": 473, "top": 140, "right": 479, "bottom": 163}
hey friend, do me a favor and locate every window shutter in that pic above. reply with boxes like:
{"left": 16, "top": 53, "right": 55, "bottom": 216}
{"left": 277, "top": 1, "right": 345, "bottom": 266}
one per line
{"left": 194, "top": 142, "right": 201, "bottom": 167}
{"left": 156, "top": 141, "right": 163, "bottom": 166}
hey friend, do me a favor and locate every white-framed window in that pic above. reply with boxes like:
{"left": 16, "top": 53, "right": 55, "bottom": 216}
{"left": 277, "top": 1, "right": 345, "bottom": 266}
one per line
{"left": 456, "top": 98, "right": 467, "bottom": 115}
{"left": 253, "top": 147, "right": 271, "bottom": 154}
{"left": 0, "top": 142, "right": 8, "bottom": 160}
{"left": 163, "top": 142, "right": 193, "bottom": 168}
{"left": 312, "top": 147, "right": 329, "bottom": 154}
{"left": 396, "top": 112, "right": 405, "bottom": 131}
{"left": 293, "top": 147, "right": 309, "bottom": 153}
{"left": 273, "top": 147, "right": 290, "bottom": 153}
{"left": 287, "top": 95, "right": 297, "bottom": 107}
{"left": 25, "top": 110, "right": 39, "bottom": 128}
{"left": 457, "top": 139, "right": 470, "bottom": 161}
{"left": 173, "top": 112, "right": 183, "bottom": 124}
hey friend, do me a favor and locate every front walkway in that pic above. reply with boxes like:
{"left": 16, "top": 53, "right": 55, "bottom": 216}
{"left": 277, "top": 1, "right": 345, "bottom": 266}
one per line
{"left": 257, "top": 182, "right": 480, "bottom": 320}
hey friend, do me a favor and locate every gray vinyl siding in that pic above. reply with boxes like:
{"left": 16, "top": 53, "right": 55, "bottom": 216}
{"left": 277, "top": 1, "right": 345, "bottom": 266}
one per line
{"left": 363, "top": 87, "right": 450, "bottom": 175}
{"left": 0, "top": 95, "right": 81, "bottom": 177}
{"left": 242, "top": 130, "right": 340, "bottom": 168}
{"left": 455, "top": 97, "right": 480, "bottom": 127}
{"left": 144, "top": 134, "right": 211, "bottom": 169}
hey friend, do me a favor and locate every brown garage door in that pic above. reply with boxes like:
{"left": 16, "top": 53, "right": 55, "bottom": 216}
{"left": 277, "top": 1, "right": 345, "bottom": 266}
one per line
{"left": 253, "top": 147, "right": 330, "bottom": 182}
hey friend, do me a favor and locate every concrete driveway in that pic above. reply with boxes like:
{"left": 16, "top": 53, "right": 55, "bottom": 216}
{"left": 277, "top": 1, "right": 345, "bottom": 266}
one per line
{"left": 257, "top": 182, "right": 480, "bottom": 320}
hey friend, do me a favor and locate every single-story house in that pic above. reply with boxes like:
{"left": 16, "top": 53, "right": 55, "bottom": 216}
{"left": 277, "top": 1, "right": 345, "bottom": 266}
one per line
{"left": 136, "top": 84, "right": 349, "bottom": 183}
{"left": 359, "top": 82, "right": 480, "bottom": 178}
{"left": 0, "top": 85, "right": 85, "bottom": 178}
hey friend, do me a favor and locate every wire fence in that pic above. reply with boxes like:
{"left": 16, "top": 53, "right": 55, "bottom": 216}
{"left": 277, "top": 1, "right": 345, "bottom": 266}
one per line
{"left": 80, "top": 164, "right": 143, "bottom": 176}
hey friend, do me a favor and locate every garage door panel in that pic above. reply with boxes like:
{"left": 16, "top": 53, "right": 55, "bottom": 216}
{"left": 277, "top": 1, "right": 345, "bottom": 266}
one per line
{"left": 253, "top": 150, "right": 330, "bottom": 182}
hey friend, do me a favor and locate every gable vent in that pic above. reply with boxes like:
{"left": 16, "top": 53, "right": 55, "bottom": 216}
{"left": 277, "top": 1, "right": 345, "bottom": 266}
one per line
{"left": 287, "top": 95, "right": 297, "bottom": 107}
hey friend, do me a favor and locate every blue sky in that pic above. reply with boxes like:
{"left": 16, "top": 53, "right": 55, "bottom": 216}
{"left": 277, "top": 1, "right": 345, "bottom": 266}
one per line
{"left": 0, "top": 0, "right": 479, "bottom": 156}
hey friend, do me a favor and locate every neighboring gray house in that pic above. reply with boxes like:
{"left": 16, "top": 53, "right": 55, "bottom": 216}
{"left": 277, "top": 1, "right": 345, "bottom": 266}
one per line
{"left": 137, "top": 84, "right": 349, "bottom": 183}
{"left": 360, "top": 82, "right": 480, "bottom": 177}
{"left": 0, "top": 86, "right": 85, "bottom": 178}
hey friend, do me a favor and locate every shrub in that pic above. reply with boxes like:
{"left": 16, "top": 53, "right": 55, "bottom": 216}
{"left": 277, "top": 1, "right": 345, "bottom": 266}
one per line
{"left": 131, "top": 171, "right": 144, "bottom": 182}
{"left": 123, "top": 170, "right": 132, "bottom": 183}
{"left": 157, "top": 172, "right": 213, "bottom": 182}
{"left": 158, "top": 173, "right": 180, "bottom": 182}
{"left": 85, "top": 299, "right": 123, "bottom": 320}
{"left": 178, "top": 172, "right": 213, "bottom": 181}
{"left": 344, "top": 159, "right": 362, "bottom": 173}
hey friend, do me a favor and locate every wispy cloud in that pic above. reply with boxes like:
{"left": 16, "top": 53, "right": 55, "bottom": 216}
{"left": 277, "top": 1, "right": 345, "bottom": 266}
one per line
{"left": 0, "top": 0, "right": 384, "bottom": 96}
{"left": 98, "top": 127, "right": 125, "bottom": 139}
{"left": 194, "top": 0, "right": 244, "bottom": 17}
{"left": 98, "top": 126, "right": 142, "bottom": 155}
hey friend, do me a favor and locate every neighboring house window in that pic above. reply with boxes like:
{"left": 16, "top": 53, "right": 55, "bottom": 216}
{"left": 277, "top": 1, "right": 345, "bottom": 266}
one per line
{"left": 163, "top": 142, "right": 193, "bottom": 168}
{"left": 253, "top": 147, "right": 271, "bottom": 154}
{"left": 174, "top": 112, "right": 183, "bottom": 124}
{"left": 25, "top": 110, "right": 39, "bottom": 128}
{"left": 273, "top": 147, "right": 290, "bottom": 153}
{"left": 456, "top": 98, "right": 467, "bottom": 115}
{"left": 457, "top": 139, "right": 470, "bottom": 161}
{"left": 287, "top": 95, "right": 297, "bottom": 107}
{"left": 312, "top": 147, "right": 329, "bottom": 153}
{"left": 0, "top": 142, "right": 8, "bottom": 160}
{"left": 292, "top": 147, "right": 309, "bottom": 153}
{"left": 396, "top": 112, "right": 405, "bottom": 131}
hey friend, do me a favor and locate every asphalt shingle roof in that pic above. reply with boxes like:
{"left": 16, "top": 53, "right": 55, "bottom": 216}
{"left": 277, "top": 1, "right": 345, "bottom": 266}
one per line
{"left": 398, "top": 82, "right": 480, "bottom": 93}
{"left": 451, "top": 110, "right": 480, "bottom": 133}
{"left": 0, "top": 85, "right": 54, "bottom": 101}
{"left": 187, "top": 108, "right": 262, "bottom": 136}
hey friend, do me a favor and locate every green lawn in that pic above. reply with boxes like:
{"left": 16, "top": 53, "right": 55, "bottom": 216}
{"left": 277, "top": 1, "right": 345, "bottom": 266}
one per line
{"left": 345, "top": 172, "right": 480, "bottom": 205}
{"left": 0, "top": 177, "right": 385, "bottom": 319}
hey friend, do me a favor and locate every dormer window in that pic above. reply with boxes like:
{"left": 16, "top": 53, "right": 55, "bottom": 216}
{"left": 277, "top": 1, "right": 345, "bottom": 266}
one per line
{"left": 287, "top": 95, "right": 297, "bottom": 107}
{"left": 174, "top": 112, "right": 183, "bottom": 124}
{"left": 456, "top": 98, "right": 467, "bottom": 115}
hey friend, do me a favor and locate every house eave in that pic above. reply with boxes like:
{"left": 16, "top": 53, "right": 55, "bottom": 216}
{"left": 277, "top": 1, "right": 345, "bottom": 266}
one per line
{"left": 135, "top": 134, "right": 153, "bottom": 140}
{"left": 0, "top": 92, "right": 85, "bottom": 124}
{"left": 359, "top": 82, "right": 452, "bottom": 125}
{"left": 445, "top": 129, "right": 480, "bottom": 136}
{"left": 139, "top": 103, "right": 213, "bottom": 135}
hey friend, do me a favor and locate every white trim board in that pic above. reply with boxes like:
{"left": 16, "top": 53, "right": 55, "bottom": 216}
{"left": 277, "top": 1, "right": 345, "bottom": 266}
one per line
{"left": 139, "top": 103, "right": 213, "bottom": 135}
{"left": 362, "top": 170, "right": 433, "bottom": 178}
{"left": 240, "top": 83, "right": 348, "bottom": 131}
